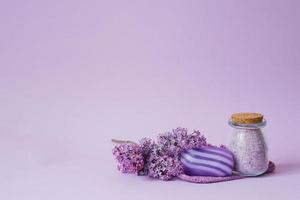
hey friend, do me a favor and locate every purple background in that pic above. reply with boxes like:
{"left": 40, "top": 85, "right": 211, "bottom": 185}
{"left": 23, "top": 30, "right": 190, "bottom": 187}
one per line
{"left": 1, "top": 0, "right": 300, "bottom": 199}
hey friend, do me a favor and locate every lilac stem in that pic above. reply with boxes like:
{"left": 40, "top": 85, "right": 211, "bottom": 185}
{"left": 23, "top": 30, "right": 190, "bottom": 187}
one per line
{"left": 111, "top": 138, "right": 137, "bottom": 145}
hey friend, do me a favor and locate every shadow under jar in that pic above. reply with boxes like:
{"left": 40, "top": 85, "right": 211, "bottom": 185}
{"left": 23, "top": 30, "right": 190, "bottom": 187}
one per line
{"left": 228, "top": 113, "right": 269, "bottom": 176}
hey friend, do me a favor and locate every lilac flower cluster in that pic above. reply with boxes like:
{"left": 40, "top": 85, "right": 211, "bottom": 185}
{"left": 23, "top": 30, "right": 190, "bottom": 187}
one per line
{"left": 112, "top": 143, "right": 144, "bottom": 173}
{"left": 146, "top": 144, "right": 183, "bottom": 180}
{"left": 112, "top": 127, "right": 208, "bottom": 180}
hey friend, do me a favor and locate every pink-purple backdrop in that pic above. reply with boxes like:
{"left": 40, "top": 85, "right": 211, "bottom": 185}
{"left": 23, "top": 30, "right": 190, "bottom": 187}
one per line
{"left": 1, "top": 0, "right": 300, "bottom": 199}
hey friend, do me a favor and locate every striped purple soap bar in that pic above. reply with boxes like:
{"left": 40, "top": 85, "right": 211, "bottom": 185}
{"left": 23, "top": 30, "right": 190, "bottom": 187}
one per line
{"left": 181, "top": 146, "right": 234, "bottom": 177}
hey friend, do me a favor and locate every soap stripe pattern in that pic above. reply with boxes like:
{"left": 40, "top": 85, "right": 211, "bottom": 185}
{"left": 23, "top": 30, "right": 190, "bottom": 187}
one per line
{"left": 181, "top": 146, "right": 234, "bottom": 177}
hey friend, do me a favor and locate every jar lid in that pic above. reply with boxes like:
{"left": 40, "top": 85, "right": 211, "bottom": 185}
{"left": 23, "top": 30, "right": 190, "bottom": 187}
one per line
{"left": 231, "top": 112, "right": 263, "bottom": 124}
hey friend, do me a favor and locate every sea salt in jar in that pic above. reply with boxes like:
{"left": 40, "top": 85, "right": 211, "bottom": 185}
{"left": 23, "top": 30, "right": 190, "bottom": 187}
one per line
{"left": 228, "top": 113, "right": 269, "bottom": 176}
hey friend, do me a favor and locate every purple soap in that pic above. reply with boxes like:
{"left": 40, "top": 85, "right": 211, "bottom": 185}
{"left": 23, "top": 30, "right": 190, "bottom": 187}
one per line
{"left": 181, "top": 146, "right": 234, "bottom": 177}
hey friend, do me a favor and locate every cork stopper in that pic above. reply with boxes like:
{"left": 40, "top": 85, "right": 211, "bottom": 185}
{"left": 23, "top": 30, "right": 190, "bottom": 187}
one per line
{"left": 231, "top": 112, "right": 263, "bottom": 124}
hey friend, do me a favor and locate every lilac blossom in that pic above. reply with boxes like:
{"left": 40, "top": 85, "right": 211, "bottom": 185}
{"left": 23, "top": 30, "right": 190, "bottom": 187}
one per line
{"left": 112, "top": 127, "right": 208, "bottom": 180}
{"left": 112, "top": 143, "right": 144, "bottom": 173}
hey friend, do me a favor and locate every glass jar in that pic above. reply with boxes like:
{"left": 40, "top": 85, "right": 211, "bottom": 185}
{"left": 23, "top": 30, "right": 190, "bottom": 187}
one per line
{"left": 228, "top": 113, "right": 268, "bottom": 176}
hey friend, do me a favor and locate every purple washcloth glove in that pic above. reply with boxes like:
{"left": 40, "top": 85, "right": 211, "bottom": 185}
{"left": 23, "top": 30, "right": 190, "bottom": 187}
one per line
{"left": 178, "top": 161, "right": 275, "bottom": 183}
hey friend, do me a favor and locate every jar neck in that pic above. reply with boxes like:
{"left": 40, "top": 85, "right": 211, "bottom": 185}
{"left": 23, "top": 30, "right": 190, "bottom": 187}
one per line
{"left": 228, "top": 119, "right": 267, "bottom": 130}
